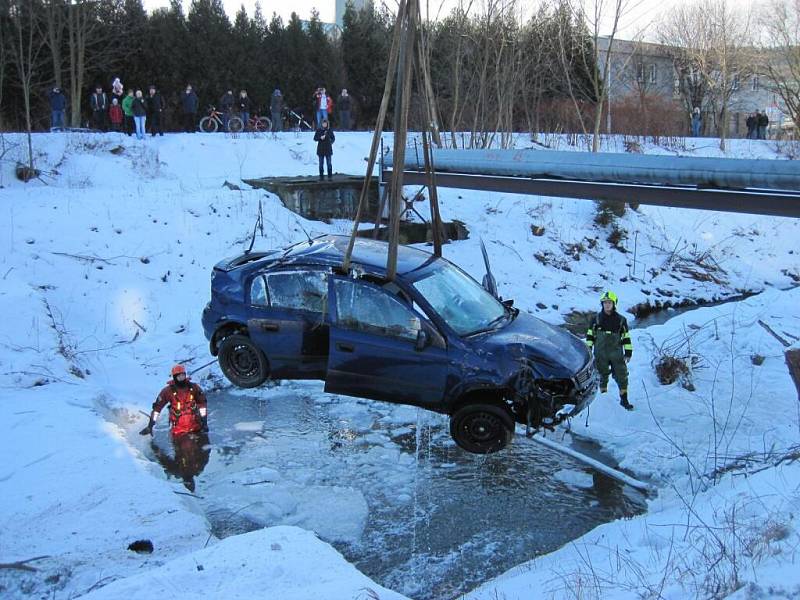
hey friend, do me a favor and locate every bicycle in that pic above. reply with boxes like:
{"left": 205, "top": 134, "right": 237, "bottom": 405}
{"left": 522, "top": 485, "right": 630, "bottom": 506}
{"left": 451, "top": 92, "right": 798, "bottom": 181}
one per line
{"left": 199, "top": 106, "right": 227, "bottom": 133}
{"left": 229, "top": 113, "right": 271, "bottom": 133}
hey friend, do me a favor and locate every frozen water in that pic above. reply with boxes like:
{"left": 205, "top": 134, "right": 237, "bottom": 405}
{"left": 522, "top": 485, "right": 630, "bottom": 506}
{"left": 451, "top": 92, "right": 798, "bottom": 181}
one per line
{"left": 144, "top": 383, "right": 645, "bottom": 599}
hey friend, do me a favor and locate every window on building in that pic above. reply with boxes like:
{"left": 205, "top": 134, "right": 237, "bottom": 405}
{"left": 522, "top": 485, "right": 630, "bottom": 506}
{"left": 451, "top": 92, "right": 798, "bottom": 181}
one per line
{"left": 731, "top": 74, "right": 740, "bottom": 91}
{"left": 648, "top": 64, "right": 657, "bottom": 83}
{"left": 636, "top": 62, "right": 644, "bottom": 83}
{"left": 673, "top": 76, "right": 681, "bottom": 98}
{"left": 752, "top": 75, "right": 759, "bottom": 91}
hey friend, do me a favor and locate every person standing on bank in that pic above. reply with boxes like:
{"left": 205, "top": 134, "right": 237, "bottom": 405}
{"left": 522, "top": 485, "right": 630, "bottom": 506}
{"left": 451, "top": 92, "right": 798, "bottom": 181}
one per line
{"left": 146, "top": 85, "right": 165, "bottom": 136}
{"left": 314, "top": 118, "right": 335, "bottom": 180}
{"left": 757, "top": 110, "right": 769, "bottom": 140}
{"left": 122, "top": 89, "right": 135, "bottom": 136}
{"left": 182, "top": 84, "right": 199, "bottom": 133}
{"left": 270, "top": 89, "right": 284, "bottom": 132}
{"left": 49, "top": 86, "right": 67, "bottom": 131}
{"left": 690, "top": 107, "right": 702, "bottom": 137}
{"left": 585, "top": 291, "right": 634, "bottom": 410}
{"left": 337, "top": 88, "right": 352, "bottom": 130}
{"left": 131, "top": 89, "right": 147, "bottom": 140}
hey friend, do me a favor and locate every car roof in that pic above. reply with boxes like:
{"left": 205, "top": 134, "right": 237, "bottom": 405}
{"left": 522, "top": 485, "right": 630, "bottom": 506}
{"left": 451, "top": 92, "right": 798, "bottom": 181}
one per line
{"left": 284, "top": 235, "right": 435, "bottom": 275}
{"left": 223, "top": 235, "right": 436, "bottom": 277}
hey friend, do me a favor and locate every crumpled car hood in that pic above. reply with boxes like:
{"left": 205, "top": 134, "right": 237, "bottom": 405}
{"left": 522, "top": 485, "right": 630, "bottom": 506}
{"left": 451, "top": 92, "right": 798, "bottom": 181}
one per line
{"left": 481, "top": 311, "right": 590, "bottom": 376}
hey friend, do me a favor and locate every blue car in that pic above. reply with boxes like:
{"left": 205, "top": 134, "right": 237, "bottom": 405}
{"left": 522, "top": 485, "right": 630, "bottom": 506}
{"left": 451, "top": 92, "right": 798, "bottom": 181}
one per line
{"left": 202, "top": 235, "right": 597, "bottom": 453}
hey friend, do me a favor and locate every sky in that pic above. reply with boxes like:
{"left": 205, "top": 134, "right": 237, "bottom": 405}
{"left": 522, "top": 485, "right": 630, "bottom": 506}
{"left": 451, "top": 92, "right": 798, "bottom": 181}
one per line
{"left": 139, "top": 0, "right": 711, "bottom": 39}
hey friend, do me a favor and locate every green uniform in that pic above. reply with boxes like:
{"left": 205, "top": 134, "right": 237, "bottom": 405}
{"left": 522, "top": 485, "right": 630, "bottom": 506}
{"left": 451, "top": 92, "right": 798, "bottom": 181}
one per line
{"left": 585, "top": 309, "right": 632, "bottom": 393}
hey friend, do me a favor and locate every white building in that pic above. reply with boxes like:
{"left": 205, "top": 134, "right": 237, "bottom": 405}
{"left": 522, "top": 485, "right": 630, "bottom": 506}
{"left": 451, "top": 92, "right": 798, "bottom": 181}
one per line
{"left": 335, "top": 0, "right": 368, "bottom": 28}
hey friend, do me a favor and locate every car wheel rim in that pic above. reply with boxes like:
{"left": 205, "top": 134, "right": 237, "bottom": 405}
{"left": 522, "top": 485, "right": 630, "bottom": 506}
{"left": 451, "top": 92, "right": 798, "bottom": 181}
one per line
{"left": 463, "top": 412, "right": 503, "bottom": 446}
{"left": 229, "top": 343, "right": 258, "bottom": 378}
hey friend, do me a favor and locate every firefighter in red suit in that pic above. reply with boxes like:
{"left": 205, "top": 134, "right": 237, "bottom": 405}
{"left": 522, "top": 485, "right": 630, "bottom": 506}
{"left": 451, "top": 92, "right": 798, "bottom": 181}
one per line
{"left": 139, "top": 364, "right": 208, "bottom": 437}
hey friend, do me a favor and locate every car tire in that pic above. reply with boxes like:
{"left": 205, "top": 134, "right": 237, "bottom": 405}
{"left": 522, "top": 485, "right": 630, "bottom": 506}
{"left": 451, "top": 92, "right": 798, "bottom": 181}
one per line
{"left": 449, "top": 404, "right": 514, "bottom": 454}
{"left": 218, "top": 334, "right": 268, "bottom": 388}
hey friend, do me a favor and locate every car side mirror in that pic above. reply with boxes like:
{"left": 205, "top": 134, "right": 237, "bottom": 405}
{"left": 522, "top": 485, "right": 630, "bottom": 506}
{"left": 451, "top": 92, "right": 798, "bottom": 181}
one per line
{"left": 414, "top": 328, "right": 430, "bottom": 352}
{"left": 502, "top": 298, "right": 514, "bottom": 308}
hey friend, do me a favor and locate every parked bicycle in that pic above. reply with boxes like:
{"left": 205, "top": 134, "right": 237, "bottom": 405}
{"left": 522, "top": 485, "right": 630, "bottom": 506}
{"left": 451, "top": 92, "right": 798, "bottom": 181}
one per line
{"left": 199, "top": 106, "right": 226, "bottom": 133}
{"left": 233, "top": 113, "right": 271, "bottom": 133}
{"left": 200, "top": 106, "right": 272, "bottom": 133}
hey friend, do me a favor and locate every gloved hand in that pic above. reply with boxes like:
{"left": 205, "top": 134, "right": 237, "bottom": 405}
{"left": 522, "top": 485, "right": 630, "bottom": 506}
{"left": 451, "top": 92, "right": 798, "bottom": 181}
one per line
{"left": 200, "top": 416, "right": 209, "bottom": 433}
{"left": 139, "top": 416, "right": 155, "bottom": 436}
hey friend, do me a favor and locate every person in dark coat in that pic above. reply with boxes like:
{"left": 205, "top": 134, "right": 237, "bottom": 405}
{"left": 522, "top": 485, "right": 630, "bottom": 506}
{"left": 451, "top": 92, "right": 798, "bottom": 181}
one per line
{"left": 314, "top": 119, "right": 335, "bottom": 180}
{"left": 219, "top": 89, "right": 234, "bottom": 131}
{"left": 337, "top": 88, "right": 352, "bottom": 131}
{"left": 757, "top": 110, "right": 769, "bottom": 139}
{"left": 131, "top": 89, "right": 148, "bottom": 140}
{"left": 90, "top": 85, "right": 108, "bottom": 131}
{"left": 270, "top": 89, "right": 284, "bottom": 132}
{"left": 237, "top": 90, "right": 252, "bottom": 130}
{"left": 745, "top": 112, "right": 756, "bottom": 139}
{"left": 182, "top": 84, "right": 199, "bottom": 133}
{"left": 147, "top": 85, "right": 165, "bottom": 136}
{"left": 49, "top": 86, "right": 67, "bottom": 131}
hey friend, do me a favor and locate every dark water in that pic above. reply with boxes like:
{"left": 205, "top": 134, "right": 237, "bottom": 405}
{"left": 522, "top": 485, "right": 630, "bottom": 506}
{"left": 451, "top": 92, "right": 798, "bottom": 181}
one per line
{"left": 146, "top": 383, "right": 646, "bottom": 600}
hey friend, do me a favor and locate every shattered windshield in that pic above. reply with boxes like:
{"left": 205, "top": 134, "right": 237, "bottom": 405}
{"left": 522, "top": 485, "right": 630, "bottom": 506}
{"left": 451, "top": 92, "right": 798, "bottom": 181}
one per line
{"left": 411, "top": 261, "right": 506, "bottom": 336}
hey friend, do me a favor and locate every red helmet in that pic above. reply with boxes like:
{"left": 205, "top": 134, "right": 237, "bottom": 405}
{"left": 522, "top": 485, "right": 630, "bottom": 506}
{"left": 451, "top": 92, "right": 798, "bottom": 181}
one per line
{"left": 171, "top": 364, "right": 186, "bottom": 377}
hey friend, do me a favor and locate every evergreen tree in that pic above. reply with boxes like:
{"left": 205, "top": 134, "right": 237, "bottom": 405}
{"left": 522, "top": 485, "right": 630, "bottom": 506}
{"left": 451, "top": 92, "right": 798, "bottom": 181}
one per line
{"left": 282, "top": 12, "right": 312, "bottom": 113}
{"left": 186, "top": 0, "right": 233, "bottom": 107}
{"left": 341, "top": 1, "right": 390, "bottom": 126}
{"left": 143, "top": 0, "right": 189, "bottom": 110}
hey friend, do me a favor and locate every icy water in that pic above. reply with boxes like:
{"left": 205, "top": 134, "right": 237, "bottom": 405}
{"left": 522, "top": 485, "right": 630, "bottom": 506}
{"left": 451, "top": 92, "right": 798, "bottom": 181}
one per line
{"left": 146, "top": 383, "right": 646, "bottom": 600}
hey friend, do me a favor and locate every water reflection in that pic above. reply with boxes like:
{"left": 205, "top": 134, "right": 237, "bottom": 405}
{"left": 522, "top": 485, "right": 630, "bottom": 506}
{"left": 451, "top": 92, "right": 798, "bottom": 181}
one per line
{"left": 150, "top": 433, "right": 211, "bottom": 493}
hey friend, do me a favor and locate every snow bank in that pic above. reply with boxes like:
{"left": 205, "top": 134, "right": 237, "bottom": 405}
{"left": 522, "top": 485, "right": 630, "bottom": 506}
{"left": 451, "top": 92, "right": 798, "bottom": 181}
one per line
{"left": 82, "top": 525, "right": 408, "bottom": 600}
{"left": 1, "top": 130, "right": 798, "bottom": 598}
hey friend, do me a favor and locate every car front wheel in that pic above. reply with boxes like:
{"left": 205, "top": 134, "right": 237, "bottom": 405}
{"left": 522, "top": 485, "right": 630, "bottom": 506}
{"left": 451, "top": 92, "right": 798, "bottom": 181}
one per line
{"left": 449, "top": 404, "right": 514, "bottom": 454}
{"left": 218, "top": 334, "right": 268, "bottom": 388}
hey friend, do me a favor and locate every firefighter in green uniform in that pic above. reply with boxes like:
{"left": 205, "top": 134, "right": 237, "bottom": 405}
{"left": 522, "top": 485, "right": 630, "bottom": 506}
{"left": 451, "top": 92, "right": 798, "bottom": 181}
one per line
{"left": 585, "top": 291, "right": 634, "bottom": 410}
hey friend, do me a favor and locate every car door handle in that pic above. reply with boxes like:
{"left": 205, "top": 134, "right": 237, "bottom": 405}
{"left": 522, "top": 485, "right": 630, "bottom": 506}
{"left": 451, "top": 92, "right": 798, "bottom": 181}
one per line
{"left": 336, "top": 342, "right": 354, "bottom": 353}
{"left": 251, "top": 319, "right": 279, "bottom": 332}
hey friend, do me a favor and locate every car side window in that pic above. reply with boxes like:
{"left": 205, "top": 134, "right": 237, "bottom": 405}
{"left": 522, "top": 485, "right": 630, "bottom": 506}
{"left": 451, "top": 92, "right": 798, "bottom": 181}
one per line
{"left": 334, "top": 279, "right": 421, "bottom": 341}
{"left": 250, "top": 275, "right": 269, "bottom": 306}
{"left": 265, "top": 270, "right": 327, "bottom": 313}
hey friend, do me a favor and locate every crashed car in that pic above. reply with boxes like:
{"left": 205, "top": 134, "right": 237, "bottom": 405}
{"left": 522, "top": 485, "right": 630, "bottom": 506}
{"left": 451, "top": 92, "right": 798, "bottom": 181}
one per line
{"left": 202, "top": 235, "right": 597, "bottom": 453}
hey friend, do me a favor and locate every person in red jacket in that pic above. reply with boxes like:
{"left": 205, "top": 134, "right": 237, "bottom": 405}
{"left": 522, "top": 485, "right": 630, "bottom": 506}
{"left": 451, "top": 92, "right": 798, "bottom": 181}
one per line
{"left": 108, "top": 98, "right": 124, "bottom": 132}
{"left": 140, "top": 364, "right": 208, "bottom": 437}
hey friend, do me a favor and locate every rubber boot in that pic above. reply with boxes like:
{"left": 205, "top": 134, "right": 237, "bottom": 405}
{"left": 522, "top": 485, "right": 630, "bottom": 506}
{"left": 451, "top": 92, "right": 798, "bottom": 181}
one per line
{"left": 619, "top": 389, "right": 634, "bottom": 411}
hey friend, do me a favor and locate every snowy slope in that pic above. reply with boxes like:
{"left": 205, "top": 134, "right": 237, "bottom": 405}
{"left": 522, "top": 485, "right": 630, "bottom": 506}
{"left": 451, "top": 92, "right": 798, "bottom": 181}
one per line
{"left": 1, "top": 131, "right": 798, "bottom": 598}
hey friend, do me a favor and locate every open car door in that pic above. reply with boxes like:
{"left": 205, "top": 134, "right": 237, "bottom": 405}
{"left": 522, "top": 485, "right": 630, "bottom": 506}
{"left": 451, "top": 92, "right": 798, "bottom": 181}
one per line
{"left": 324, "top": 275, "right": 449, "bottom": 408}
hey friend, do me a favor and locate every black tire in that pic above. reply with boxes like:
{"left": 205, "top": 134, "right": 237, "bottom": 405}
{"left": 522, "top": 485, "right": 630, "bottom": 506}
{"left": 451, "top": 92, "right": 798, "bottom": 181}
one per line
{"left": 228, "top": 116, "right": 244, "bottom": 133}
{"left": 254, "top": 117, "right": 271, "bottom": 132}
{"left": 449, "top": 404, "right": 514, "bottom": 454}
{"left": 218, "top": 334, "right": 268, "bottom": 388}
{"left": 199, "top": 117, "right": 218, "bottom": 133}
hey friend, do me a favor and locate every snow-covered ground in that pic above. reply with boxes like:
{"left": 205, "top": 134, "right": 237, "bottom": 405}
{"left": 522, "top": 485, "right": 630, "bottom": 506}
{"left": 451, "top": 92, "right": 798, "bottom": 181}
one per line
{"left": 1, "top": 130, "right": 798, "bottom": 599}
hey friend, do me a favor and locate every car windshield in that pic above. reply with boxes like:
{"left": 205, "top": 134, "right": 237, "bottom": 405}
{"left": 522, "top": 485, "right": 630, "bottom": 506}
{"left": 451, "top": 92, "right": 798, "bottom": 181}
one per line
{"left": 411, "top": 261, "right": 507, "bottom": 336}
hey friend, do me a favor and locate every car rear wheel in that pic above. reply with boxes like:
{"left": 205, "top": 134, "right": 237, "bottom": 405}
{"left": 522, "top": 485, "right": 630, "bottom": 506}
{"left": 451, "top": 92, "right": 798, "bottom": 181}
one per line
{"left": 218, "top": 334, "right": 268, "bottom": 388}
{"left": 449, "top": 404, "right": 514, "bottom": 454}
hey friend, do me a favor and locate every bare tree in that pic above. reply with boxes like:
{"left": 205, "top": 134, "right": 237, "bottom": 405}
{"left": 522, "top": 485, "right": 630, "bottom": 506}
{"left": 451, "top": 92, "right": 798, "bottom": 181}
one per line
{"left": 757, "top": 0, "right": 800, "bottom": 133}
{"left": 44, "top": 0, "right": 66, "bottom": 89}
{"left": 8, "top": 0, "right": 47, "bottom": 175}
{"left": 659, "top": 0, "right": 753, "bottom": 150}
{"left": 563, "top": 0, "right": 643, "bottom": 151}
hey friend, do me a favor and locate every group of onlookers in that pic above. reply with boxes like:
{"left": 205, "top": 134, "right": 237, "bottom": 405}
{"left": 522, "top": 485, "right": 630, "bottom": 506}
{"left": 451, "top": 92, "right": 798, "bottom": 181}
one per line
{"left": 745, "top": 110, "right": 770, "bottom": 140}
{"left": 691, "top": 106, "right": 772, "bottom": 139}
{"left": 47, "top": 79, "right": 357, "bottom": 136}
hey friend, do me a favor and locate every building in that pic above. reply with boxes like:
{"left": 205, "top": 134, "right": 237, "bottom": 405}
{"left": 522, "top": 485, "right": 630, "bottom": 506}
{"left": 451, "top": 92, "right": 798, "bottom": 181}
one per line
{"left": 336, "top": 0, "right": 368, "bottom": 28}
{"left": 596, "top": 36, "right": 791, "bottom": 137}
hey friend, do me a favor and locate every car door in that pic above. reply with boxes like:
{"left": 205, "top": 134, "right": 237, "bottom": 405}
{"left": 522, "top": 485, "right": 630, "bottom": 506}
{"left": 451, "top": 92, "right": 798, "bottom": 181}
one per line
{"left": 324, "top": 276, "right": 449, "bottom": 408}
{"left": 247, "top": 268, "right": 328, "bottom": 379}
